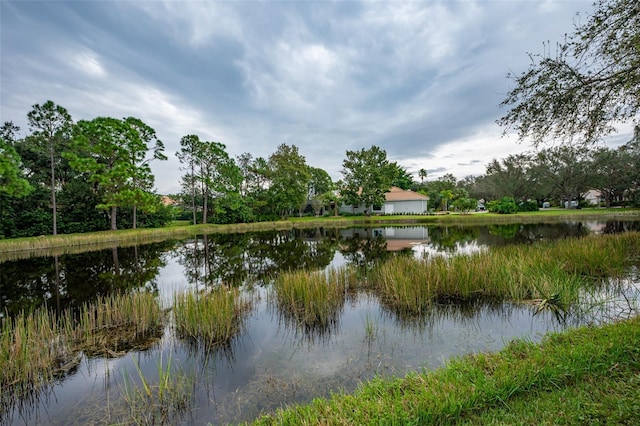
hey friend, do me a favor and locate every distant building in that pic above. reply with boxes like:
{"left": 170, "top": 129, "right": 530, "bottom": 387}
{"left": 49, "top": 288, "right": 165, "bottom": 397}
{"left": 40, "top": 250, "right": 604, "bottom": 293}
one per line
{"left": 161, "top": 195, "right": 179, "bottom": 206}
{"left": 583, "top": 189, "right": 603, "bottom": 206}
{"left": 340, "top": 187, "right": 430, "bottom": 215}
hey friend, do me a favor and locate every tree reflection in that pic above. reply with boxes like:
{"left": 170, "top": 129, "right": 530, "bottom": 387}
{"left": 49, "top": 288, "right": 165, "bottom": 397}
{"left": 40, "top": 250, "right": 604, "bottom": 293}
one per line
{"left": 0, "top": 241, "right": 174, "bottom": 316}
{"left": 338, "top": 229, "right": 391, "bottom": 270}
{"left": 427, "top": 226, "right": 479, "bottom": 252}
{"left": 175, "top": 229, "right": 338, "bottom": 288}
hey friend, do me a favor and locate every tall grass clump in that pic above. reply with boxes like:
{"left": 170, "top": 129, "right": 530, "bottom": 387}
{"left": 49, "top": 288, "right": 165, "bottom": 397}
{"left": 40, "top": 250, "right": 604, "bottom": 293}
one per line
{"left": 369, "top": 232, "right": 640, "bottom": 317}
{"left": 272, "top": 268, "right": 347, "bottom": 332}
{"left": 173, "top": 287, "right": 253, "bottom": 348}
{"left": 1, "top": 292, "right": 165, "bottom": 415}
{"left": 75, "top": 292, "right": 165, "bottom": 357}
{"left": 0, "top": 307, "right": 75, "bottom": 412}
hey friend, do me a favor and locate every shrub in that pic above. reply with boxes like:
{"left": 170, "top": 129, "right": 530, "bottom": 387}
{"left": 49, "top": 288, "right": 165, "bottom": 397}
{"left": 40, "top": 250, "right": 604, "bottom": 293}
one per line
{"left": 488, "top": 197, "right": 517, "bottom": 214}
{"left": 517, "top": 200, "right": 539, "bottom": 212}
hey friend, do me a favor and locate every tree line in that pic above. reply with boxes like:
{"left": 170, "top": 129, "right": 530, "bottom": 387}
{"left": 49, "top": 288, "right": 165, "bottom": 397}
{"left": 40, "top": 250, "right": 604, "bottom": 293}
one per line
{"left": 417, "top": 134, "right": 640, "bottom": 215}
{"left": 0, "top": 100, "right": 417, "bottom": 238}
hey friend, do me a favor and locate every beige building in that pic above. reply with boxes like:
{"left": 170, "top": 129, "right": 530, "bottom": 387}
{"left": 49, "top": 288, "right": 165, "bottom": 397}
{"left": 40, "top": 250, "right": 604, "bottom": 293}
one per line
{"left": 341, "top": 187, "right": 430, "bottom": 215}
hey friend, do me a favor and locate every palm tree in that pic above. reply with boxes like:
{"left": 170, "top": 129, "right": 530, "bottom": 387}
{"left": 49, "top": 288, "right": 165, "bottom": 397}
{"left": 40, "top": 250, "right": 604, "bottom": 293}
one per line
{"left": 419, "top": 168, "right": 427, "bottom": 185}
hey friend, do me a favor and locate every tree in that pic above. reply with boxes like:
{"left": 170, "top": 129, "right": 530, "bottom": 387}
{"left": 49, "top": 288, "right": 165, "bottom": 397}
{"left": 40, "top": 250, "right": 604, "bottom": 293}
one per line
{"left": 198, "top": 140, "right": 242, "bottom": 224}
{"left": 176, "top": 135, "right": 201, "bottom": 224}
{"left": 67, "top": 117, "right": 153, "bottom": 230}
{"left": 341, "top": 145, "right": 395, "bottom": 215}
{"left": 268, "top": 143, "right": 310, "bottom": 218}
{"left": 533, "top": 146, "right": 592, "bottom": 208}
{"left": 424, "top": 173, "right": 458, "bottom": 211}
{"left": 308, "top": 166, "right": 333, "bottom": 198}
{"left": 617, "top": 127, "right": 640, "bottom": 205}
{"left": 418, "top": 168, "right": 427, "bottom": 185}
{"left": 120, "top": 117, "right": 166, "bottom": 229}
{"left": 589, "top": 147, "right": 633, "bottom": 206}
{"left": 439, "top": 189, "right": 454, "bottom": 212}
{"left": 484, "top": 153, "right": 535, "bottom": 202}
{"left": 26, "top": 101, "right": 73, "bottom": 235}
{"left": 390, "top": 162, "right": 415, "bottom": 190}
{"left": 499, "top": 0, "right": 640, "bottom": 145}
{"left": 0, "top": 136, "right": 32, "bottom": 197}
{"left": 177, "top": 136, "right": 241, "bottom": 224}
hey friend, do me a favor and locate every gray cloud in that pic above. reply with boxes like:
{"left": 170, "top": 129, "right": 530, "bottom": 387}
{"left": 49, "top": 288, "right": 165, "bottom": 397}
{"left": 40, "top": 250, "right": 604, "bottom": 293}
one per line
{"left": 2, "top": 0, "right": 620, "bottom": 193}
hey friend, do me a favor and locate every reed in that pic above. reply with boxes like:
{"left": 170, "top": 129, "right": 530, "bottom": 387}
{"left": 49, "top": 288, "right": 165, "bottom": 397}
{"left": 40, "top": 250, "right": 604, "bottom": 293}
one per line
{"left": 369, "top": 232, "right": 640, "bottom": 316}
{"left": 0, "top": 306, "right": 73, "bottom": 412}
{"left": 173, "top": 287, "right": 253, "bottom": 348}
{"left": 1, "top": 292, "right": 165, "bottom": 414}
{"left": 272, "top": 268, "right": 346, "bottom": 331}
{"left": 115, "top": 353, "right": 194, "bottom": 426}
{"left": 75, "top": 292, "right": 165, "bottom": 357}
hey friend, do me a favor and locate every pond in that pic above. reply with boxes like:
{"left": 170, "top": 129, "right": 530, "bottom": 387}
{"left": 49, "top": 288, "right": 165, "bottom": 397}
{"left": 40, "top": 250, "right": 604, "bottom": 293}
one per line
{"left": 1, "top": 220, "right": 640, "bottom": 425}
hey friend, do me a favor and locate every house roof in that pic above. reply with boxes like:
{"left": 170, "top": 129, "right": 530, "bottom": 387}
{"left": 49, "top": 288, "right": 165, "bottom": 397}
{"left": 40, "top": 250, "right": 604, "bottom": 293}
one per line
{"left": 385, "top": 187, "right": 429, "bottom": 202}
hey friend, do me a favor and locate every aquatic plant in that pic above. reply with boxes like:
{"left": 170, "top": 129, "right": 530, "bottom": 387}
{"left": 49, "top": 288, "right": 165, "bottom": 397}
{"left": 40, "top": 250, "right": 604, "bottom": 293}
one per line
{"left": 75, "top": 292, "right": 165, "bottom": 357}
{"left": 272, "top": 268, "right": 347, "bottom": 333}
{"left": 0, "top": 292, "right": 165, "bottom": 416}
{"left": 115, "top": 353, "right": 195, "bottom": 426}
{"left": 173, "top": 287, "right": 253, "bottom": 348}
{"left": 369, "top": 232, "right": 640, "bottom": 317}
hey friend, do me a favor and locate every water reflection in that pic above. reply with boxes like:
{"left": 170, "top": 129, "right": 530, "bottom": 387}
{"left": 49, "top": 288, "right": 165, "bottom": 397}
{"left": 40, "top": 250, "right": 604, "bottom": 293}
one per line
{"left": 175, "top": 230, "right": 339, "bottom": 289}
{"left": 0, "top": 241, "right": 175, "bottom": 316}
{"left": 3, "top": 221, "right": 638, "bottom": 316}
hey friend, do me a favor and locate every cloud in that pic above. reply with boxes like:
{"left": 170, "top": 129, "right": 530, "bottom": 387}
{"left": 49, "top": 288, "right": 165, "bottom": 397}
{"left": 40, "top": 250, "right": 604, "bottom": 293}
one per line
{"left": 2, "top": 0, "right": 631, "bottom": 194}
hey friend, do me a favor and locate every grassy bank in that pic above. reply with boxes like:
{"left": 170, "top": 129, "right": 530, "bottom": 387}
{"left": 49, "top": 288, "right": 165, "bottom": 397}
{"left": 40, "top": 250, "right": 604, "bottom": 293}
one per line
{"left": 249, "top": 315, "right": 640, "bottom": 425}
{"left": 1, "top": 208, "right": 638, "bottom": 261}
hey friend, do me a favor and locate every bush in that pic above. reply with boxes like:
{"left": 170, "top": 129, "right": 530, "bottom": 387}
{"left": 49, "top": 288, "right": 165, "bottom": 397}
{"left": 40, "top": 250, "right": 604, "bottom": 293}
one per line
{"left": 488, "top": 197, "right": 517, "bottom": 214}
{"left": 517, "top": 200, "right": 539, "bottom": 212}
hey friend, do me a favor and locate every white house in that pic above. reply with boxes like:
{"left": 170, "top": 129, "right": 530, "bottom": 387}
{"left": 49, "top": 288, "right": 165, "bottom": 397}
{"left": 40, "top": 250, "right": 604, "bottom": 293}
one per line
{"left": 340, "top": 187, "right": 430, "bottom": 215}
{"left": 583, "top": 189, "right": 603, "bottom": 206}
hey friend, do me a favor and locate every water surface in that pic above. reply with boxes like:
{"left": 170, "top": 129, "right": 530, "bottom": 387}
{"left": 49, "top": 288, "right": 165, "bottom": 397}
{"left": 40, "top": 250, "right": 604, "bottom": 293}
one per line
{"left": 2, "top": 220, "right": 639, "bottom": 425}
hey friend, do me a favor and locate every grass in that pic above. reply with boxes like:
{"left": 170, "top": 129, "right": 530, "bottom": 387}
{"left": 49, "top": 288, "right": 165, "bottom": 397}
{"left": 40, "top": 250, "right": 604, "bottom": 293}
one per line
{"left": 173, "top": 287, "right": 254, "bottom": 349}
{"left": 114, "top": 353, "right": 195, "bottom": 426}
{"left": 271, "top": 268, "right": 357, "bottom": 334}
{"left": 249, "top": 315, "right": 640, "bottom": 425}
{"left": 75, "top": 292, "right": 165, "bottom": 357}
{"left": 368, "top": 232, "right": 640, "bottom": 317}
{"left": 0, "top": 292, "right": 165, "bottom": 414}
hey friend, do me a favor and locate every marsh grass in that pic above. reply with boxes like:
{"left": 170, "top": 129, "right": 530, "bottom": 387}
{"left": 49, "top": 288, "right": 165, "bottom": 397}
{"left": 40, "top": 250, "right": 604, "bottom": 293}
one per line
{"left": 114, "top": 353, "right": 195, "bottom": 426}
{"left": 76, "top": 292, "right": 165, "bottom": 357}
{"left": 1, "top": 292, "right": 165, "bottom": 415}
{"left": 250, "top": 315, "right": 640, "bottom": 425}
{"left": 272, "top": 268, "right": 347, "bottom": 333}
{"left": 369, "top": 232, "right": 640, "bottom": 317}
{"left": 0, "top": 307, "right": 73, "bottom": 412}
{"left": 173, "top": 287, "right": 254, "bottom": 349}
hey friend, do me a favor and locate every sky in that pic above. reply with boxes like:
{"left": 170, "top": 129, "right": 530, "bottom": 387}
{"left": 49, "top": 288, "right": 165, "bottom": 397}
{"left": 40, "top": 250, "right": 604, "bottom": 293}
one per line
{"left": 1, "top": 0, "right": 631, "bottom": 194}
